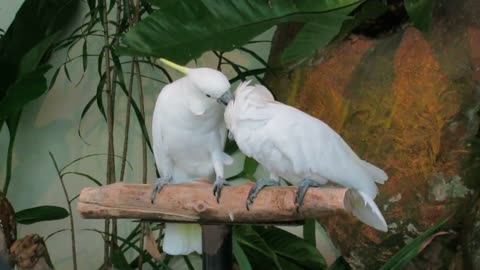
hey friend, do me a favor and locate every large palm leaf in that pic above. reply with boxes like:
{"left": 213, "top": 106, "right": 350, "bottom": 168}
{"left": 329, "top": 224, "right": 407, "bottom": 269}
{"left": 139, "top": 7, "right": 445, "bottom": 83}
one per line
{"left": 117, "top": 0, "right": 362, "bottom": 63}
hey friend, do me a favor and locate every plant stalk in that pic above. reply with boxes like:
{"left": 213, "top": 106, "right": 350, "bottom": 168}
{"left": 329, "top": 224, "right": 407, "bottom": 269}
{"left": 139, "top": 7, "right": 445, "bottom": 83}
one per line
{"left": 49, "top": 152, "right": 78, "bottom": 270}
{"left": 101, "top": 0, "right": 115, "bottom": 266}
{"left": 119, "top": 64, "right": 135, "bottom": 181}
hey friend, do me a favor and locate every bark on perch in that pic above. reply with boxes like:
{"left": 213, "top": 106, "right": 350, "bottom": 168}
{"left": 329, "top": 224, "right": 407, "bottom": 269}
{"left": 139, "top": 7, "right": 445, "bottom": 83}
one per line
{"left": 78, "top": 179, "right": 348, "bottom": 224}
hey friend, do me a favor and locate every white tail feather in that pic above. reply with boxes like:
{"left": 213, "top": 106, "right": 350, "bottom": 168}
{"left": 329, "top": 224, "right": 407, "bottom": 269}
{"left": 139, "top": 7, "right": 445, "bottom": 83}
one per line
{"left": 162, "top": 223, "right": 202, "bottom": 255}
{"left": 360, "top": 160, "right": 388, "bottom": 184}
{"left": 344, "top": 189, "right": 388, "bottom": 232}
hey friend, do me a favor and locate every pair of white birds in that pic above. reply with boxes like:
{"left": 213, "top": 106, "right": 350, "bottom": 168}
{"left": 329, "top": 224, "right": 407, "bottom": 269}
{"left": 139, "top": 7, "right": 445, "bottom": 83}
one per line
{"left": 151, "top": 58, "right": 389, "bottom": 256}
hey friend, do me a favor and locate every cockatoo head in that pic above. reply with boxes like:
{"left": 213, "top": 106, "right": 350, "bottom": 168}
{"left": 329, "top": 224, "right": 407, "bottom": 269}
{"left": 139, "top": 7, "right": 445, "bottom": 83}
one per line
{"left": 159, "top": 58, "right": 233, "bottom": 105}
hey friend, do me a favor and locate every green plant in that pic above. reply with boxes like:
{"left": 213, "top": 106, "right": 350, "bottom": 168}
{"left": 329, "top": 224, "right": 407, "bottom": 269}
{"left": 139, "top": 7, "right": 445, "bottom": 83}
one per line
{"left": 329, "top": 217, "right": 450, "bottom": 270}
{"left": 0, "top": 0, "right": 80, "bottom": 194}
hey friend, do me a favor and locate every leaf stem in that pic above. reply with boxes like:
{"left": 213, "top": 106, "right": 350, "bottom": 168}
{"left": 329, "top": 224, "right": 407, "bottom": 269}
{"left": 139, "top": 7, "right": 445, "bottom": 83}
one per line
{"left": 49, "top": 152, "right": 78, "bottom": 270}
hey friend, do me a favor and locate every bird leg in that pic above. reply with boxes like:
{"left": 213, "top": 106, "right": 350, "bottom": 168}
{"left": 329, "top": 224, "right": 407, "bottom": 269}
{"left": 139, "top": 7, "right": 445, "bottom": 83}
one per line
{"left": 213, "top": 176, "right": 230, "bottom": 203}
{"left": 246, "top": 178, "right": 280, "bottom": 210}
{"left": 150, "top": 175, "right": 173, "bottom": 204}
{"left": 295, "top": 178, "right": 323, "bottom": 212}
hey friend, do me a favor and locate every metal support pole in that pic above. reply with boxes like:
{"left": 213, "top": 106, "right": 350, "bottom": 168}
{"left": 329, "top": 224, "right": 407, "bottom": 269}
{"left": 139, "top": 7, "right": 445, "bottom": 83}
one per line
{"left": 201, "top": 225, "right": 232, "bottom": 270}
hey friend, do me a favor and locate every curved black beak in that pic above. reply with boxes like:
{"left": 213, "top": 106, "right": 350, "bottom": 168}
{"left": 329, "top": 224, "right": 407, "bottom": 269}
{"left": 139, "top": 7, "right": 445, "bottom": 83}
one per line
{"left": 217, "top": 91, "right": 234, "bottom": 105}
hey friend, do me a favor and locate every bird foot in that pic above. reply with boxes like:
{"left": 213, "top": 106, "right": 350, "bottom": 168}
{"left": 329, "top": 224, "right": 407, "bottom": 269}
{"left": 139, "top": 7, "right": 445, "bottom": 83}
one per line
{"left": 150, "top": 176, "right": 172, "bottom": 204}
{"left": 295, "top": 179, "right": 323, "bottom": 212}
{"left": 213, "top": 177, "right": 230, "bottom": 203}
{"left": 246, "top": 179, "right": 280, "bottom": 210}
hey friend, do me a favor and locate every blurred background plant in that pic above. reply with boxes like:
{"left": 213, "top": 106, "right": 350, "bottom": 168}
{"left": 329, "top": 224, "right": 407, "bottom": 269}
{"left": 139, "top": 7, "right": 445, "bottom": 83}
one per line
{"left": 0, "top": 0, "right": 464, "bottom": 269}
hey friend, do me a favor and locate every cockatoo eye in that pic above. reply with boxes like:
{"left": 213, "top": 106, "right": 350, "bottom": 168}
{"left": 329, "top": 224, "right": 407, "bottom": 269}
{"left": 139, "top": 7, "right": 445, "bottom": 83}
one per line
{"left": 205, "top": 94, "right": 211, "bottom": 98}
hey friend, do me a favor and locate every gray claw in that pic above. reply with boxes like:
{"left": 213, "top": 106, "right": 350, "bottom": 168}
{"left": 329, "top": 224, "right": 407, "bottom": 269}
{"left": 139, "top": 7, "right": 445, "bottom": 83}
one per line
{"left": 245, "top": 179, "right": 280, "bottom": 210}
{"left": 150, "top": 176, "right": 172, "bottom": 204}
{"left": 213, "top": 177, "right": 230, "bottom": 203}
{"left": 295, "top": 179, "right": 323, "bottom": 212}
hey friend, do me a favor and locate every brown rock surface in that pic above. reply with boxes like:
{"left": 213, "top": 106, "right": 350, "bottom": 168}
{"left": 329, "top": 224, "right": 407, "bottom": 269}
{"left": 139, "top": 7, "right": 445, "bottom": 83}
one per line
{"left": 265, "top": 0, "right": 480, "bottom": 268}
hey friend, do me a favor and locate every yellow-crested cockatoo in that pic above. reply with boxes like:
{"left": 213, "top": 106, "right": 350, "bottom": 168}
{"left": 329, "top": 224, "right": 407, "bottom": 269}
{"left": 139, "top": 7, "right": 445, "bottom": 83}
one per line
{"left": 151, "top": 58, "right": 234, "bottom": 254}
{"left": 224, "top": 81, "right": 388, "bottom": 231}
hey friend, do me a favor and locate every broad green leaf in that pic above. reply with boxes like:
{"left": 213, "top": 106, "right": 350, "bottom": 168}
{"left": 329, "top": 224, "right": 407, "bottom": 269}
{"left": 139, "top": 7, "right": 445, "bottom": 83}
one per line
{"left": 404, "top": 0, "right": 434, "bottom": 32}
{"left": 146, "top": 0, "right": 178, "bottom": 9}
{"left": 380, "top": 218, "right": 450, "bottom": 270}
{"left": 16, "top": 205, "right": 69, "bottom": 225}
{"left": 0, "top": 65, "right": 51, "bottom": 119}
{"left": 338, "top": 0, "right": 388, "bottom": 37}
{"left": 233, "top": 234, "right": 253, "bottom": 270}
{"left": 281, "top": 6, "right": 357, "bottom": 63}
{"left": 227, "top": 156, "right": 259, "bottom": 181}
{"left": 224, "top": 140, "right": 239, "bottom": 155}
{"left": 0, "top": 0, "right": 80, "bottom": 97}
{"left": 112, "top": 245, "right": 133, "bottom": 270}
{"left": 119, "top": 0, "right": 362, "bottom": 63}
{"left": 328, "top": 256, "right": 351, "bottom": 270}
{"left": 254, "top": 226, "right": 326, "bottom": 270}
{"left": 243, "top": 157, "right": 259, "bottom": 179}
{"left": 234, "top": 225, "right": 283, "bottom": 270}
{"left": 303, "top": 219, "right": 316, "bottom": 247}
{"left": 18, "top": 32, "right": 61, "bottom": 76}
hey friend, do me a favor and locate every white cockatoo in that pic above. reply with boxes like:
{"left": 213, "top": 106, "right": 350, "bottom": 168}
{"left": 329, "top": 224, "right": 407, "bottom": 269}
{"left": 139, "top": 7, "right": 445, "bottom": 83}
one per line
{"left": 151, "top": 58, "right": 234, "bottom": 255}
{"left": 224, "top": 81, "right": 388, "bottom": 232}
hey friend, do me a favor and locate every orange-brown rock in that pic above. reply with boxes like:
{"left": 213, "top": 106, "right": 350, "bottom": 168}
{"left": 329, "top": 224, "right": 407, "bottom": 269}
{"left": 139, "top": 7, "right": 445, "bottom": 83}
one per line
{"left": 265, "top": 0, "right": 480, "bottom": 268}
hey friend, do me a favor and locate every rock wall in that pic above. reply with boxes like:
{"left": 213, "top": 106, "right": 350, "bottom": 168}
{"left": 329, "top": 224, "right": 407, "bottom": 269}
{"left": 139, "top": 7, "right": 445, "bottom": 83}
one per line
{"left": 265, "top": 0, "right": 480, "bottom": 268}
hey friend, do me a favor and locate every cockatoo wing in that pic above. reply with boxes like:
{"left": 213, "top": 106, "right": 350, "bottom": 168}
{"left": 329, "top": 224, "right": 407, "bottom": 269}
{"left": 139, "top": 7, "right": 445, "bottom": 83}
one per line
{"left": 264, "top": 103, "right": 385, "bottom": 199}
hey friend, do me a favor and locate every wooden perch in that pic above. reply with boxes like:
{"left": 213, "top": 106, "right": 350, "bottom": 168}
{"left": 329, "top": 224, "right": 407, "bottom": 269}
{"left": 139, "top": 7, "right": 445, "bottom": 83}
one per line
{"left": 78, "top": 179, "right": 348, "bottom": 224}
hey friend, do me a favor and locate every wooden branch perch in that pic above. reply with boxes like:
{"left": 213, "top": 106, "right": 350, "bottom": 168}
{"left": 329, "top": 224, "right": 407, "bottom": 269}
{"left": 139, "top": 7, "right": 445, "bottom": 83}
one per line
{"left": 78, "top": 179, "right": 348, "bottom": 224}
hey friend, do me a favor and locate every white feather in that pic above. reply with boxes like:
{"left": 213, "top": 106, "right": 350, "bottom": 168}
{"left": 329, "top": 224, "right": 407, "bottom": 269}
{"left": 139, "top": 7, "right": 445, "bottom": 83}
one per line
{"left": 152, "top": 67, "right": 231, "bottom": 255}
{"left": 225, "top": 81, "right": 389, "bottom": 231}
{"left": 344, "top": 190, "right": 388, "bottom": 232}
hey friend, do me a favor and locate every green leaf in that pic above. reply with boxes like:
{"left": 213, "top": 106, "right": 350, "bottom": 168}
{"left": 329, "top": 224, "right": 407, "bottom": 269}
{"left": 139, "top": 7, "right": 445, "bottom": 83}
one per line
{"left": 228, "top": 156, "right": 259, "bottom": 181}
{"left": 338, "top": 0, "right": 388, "bottom": 37}
{"left": 3, "top": 112, "right": 21, "bottom": 193}
{"left": 224, "top": 140, "right": 239, "bottom": 155}
{"left": 233, "top": 234, "right": 253, "bottom": 270}
{"left": 82, "top": 39, "right": 88, "bottom": 72}
{"left": 328, "top": 256, "right": 351, "bottom": 270}
{"left": 49, "top": 67, "right": 61, "bottom": 90}
{"left": 119, "top": 0, "right": 362, "bottom": 63}
{"left": 183, "top": 256, "right": 195, "bottom": 270}
{"left": 0, "top": 65, "right": 51, "bottom": 119}
{"left": 303, "top": 219, "right": 316, "bottom": 247}
{"left": 404, "top": 0, "right": 434, "bottom": 32}
{"left": 380, "top": 218, "right": 450, "bottom": 270}
{"left": 0, "top": 0, "right": 80, "bottom": 98}
{"left": 243, "top": 157, "right": 259, "bottom": 179}
{"left": 145, "top": 0, "right": 178, "bottom": 9}
{"left": 96, "top": 72, "right": 107, "bottom": 121}
{"left": 18, "top": 32, "right": 61, "bottom": 76}
{"left": 112, "top": 244, "right": 133, "bottom": 270}
{"left": 254, "top": 226, "right": 326, "bottom": 270}
{"left": 86, "top": 229, "right": 160, "bottom": 269}
{"left": 116, "top": 80, "right": 154, "bottom": 152}
{"left": 234, "top": 225, "right": 283, "bottom": 270}
{"left": 16, "top": 205, "right": 69, "bottom": 225}
{"left": 61, "top": 171, "right": 103, "bottom": 186}
{"left": 281, "top": 7, "right": 357, "bottom": 63}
